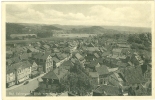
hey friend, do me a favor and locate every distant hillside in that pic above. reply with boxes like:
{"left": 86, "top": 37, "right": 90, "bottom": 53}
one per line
{"left": 70, "top": 26, "right": 105, "bottom": 34}
{"left": 53, "top": 24, "right": 151, "bottom": 33}
{"left": 102, "top": 26, "right": 151, "bottom": 33}
{"left": 6, "top": 23, "right": 151, "bottom": 40}
{"left": 6, "top": 23, "right": 62, "bottom": 35}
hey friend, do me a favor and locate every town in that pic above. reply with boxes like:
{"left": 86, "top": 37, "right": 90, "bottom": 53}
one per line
{"left": 6, "top": 31, "right": 152, "bottom": 96}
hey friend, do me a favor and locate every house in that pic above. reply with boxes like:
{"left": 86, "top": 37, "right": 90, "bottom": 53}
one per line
{"left": 6, "top": 57, "right": 21, "bottom": 66}
{"left": 43, "top": 44, "right": 50, "bottom": 50}
{"left": 94, "top": 53, "right": 100, "bottom": 59}
{"left": 121, "top": 48, "right": 130, "bottom": 56}
{"left": 52, "top": 57, "right": 61, "bottom": 68}
{"left": 99, "top": 47, "right": 107, "bottom": 52}
{"left": 107, "top": 67, "right": 118, "bottom": 73}
{"left": 32, "top": 52, "right": 53, "bottom": 73}
{"left": 28, "top": 60, "right": 39, "bottom": 78}
{"left": 7, "top": 61, "right": 31, "bottom": 85}
{"left": 108, "top": 72, "right": 124, "bottom": 87}
{"left": 86, "top": 60, "right": 100, "bottom": 71}
{"left": 6, "top": 50, "right": 13, "bottom": 59}
{"left": 19, "top": 53, "right": 31, "bottom": 60}
{"left": 86, "top": 47, "right": 100, "bottom": 53}
{"left": 87, "top": 43, "right": 95, "bottom": 47}
{"left": 60, "top": 60, "right": 74, "bottom": 71}
{"left": 52, "top": 48, "right": 60, "bottom": 53}
{"left": 89, "top": 72, "right": 99, "bottom": 87}
{"left": 70, "top": 58, "right": 77, "bottom": 64}
{"left": 141, "top": 63, "right": 151, "bottom": 80}
{"left": 101, "top": 51, "right": 111, "bottom": 58}
{"left": 128, "top": 84, "right": 149, "bottom": 96}
{"left": 41, "top": 68, "right": 68, "bottom": 84}
{"left": 52, "top": 44, "right": 59, "bottom": 48}
{"left": 119, "top": 67, "right": 145, "bottom": 85}
{"left": 131, "top": 53, "right": 143, "bottom": 66}
{"left": 95, "top": 65, "right": 109, "bottom": 85}
{"left": 116, "top": 61, "right": 128, "bottom": 68}
{"left": 6, "top": 68, "right": 16, "bottom": 88}
{"left": 75, "top": 53, "right": 85, "bottom": 64}
{"left": 112, "top": 48, "right": 122, "bottom": 56}
{"left": 27, "top": 47, "right": 39, "bottom": 53}
{"left": 117, "top": 44, "right": 130, "bottom": 48}
{"left": 38, "top": 68, "right": 68, "bottom": 93}
{"left": 93, "top": 85, "right": 123, "bottom": 96}
{"left": 84, "top": 53, "right": 95, "bottom": 62}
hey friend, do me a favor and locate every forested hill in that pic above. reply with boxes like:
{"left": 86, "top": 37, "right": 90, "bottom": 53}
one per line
{"left": 6, "top": 23, "right": 62, "bottom": 35}
{"left": 6, "top": 23, "right": 151, "bottom": 39}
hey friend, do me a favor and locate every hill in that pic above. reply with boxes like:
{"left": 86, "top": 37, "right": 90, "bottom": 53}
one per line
{"left": 6, "top": 23, "right": 62, "bottom": 35}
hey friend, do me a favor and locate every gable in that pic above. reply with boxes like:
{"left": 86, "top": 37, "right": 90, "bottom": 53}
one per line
{"left": 32, "top": 62, "right": 38, "bottom": 67}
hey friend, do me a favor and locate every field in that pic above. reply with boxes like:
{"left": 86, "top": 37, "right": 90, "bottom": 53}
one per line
{"left": 6, "top": 35, "right": 89, "bottom": 44}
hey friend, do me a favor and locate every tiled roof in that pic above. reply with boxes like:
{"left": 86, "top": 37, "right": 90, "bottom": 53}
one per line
{"left": 117, "top": 44, "right": 130, "bottom": 48}
{"left": 43, "top": 44, "right": 50, "bottom": 49}
{"left": 94, "top": 53, "right": 100, "bottom": 58}
{"left": 27, "top": 47, "right": 39, "bottom": 52}
{"left": 7, "top": 57, "right": 21, "bottom": 64}
{"left": 60, "top": 60, "right": 74, "bottom": 67}
{"left": 121, "top": 67, "right": 144, "bottom": 84}
{"left": 114, "top": 72, "right": 124, "bottom": 82}
{"left": 95, "top": 65, "right": 109, "bottom": 75}
{"left": 33, "top": 52, "right": 51, "bottom": 60}
{"left": 61, "top": 53, "right": 68, "bottom": 59}
{"left": 89, "top": 60, "right": 99, "bottom": 68}
{"left": 116, "top": 61, "right": 128, "bottom": 67}
{"left": 55, "top": 53, "right": 64, "bottom": 60}
{"left": 93, "top": 85, "right": 122, "bottom": 95}
{"left": 86, "top": 47, "right": 100, "bottom": 52}
{"left": 89, "top": 72, "right": 99, "bottom": 78}
{"left": 7, "top": 61, "right": 31, "bottom": 73}
{"left": 102, "top": 52, "right": 110, "bottom": 57}
{"left": 42, "top": 68, "right": 68, "bottom": 80}
{"left": 20, "top": 53, "right": 29, "bottom": 60}
{"left": 75, "top": 53, "right": 83, "bottom": 60}
{"left": 112, "top": 48, "right": 122, "bottom": 53}
{"left": 107, "top": 67, "right": 118, "bottom": 72}
{"left": 52, "top": 57, "right": 60, "bottom": 63}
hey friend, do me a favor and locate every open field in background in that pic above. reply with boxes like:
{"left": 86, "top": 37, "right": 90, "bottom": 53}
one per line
{"left": 6, "top": 36, "right": 88, "bottom": 44}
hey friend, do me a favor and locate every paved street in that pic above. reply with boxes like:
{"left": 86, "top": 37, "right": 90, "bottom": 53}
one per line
{"left": 6, "top": 74, "right": 44, "bottom": 96}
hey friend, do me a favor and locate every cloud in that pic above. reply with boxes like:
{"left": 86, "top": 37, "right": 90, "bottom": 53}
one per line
{"left": 88, "top": 5, "right": 151, "bottom": 27}
{"left": 6, "top": 4, "right": 151, "bottom": 27}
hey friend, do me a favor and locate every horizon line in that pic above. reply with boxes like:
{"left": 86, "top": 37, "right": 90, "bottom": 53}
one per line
{"left": 6, "top": 22, "right": 151, "bottom": 29}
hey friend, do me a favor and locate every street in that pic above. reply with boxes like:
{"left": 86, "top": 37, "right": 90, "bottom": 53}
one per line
{"left": 6, "top": 74, "right": 45, "bottom": 96}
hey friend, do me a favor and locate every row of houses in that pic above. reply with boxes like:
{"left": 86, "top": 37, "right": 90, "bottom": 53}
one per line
{"left": 6, "top": 39, "right": 78, "bottom": 88}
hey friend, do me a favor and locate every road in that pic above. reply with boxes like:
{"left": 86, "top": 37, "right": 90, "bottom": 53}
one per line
{"left": 6, "top": 74, "right": 45, "bottom": 96}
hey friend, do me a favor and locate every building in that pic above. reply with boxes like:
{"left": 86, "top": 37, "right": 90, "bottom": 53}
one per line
{"left": 89, "top": 72, "right": 99, "bottom": 88}
{"left": 32, "top": 52, "right": 53, "bottom": 73}
{"left": 112, "top": 48, "right": 122, "bottom": 56}
{"left": 93, "top": 85, "right": 123, "bottom": 96}
{"left": 95, "top": 65, "right": 109, "bottom": 85}
{"left": 108, "top": 72, "right": 124, "bottom": 87}
{"left": 7, "top": 61, "right": 31, "bottom": 85}
{"left": 29, "top": 60, "right": 39, "bottom": 78}
{"left": 85, "top": 60, "right": 100, "bottom": 72}
{"left": 131, "top": 53, "right": 144, "bottom": 66}
{"left": 119, "top": 67, "right": 145, "bottom": 86}
{"left": 6, "top": 68, "right": 16, "bottom": 88}
{"left": 36, "top": 68, "right": 68, "bottom": 93}
{"left": 75, "top": 53, "right": 85, "bottom": 64}
{"left": 41, "top": 68, "right": 68, "bottom": 84}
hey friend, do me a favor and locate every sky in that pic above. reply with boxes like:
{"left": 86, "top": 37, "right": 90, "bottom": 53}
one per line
{"left": 6, "top": 4, "right": 152, "bottom": 27}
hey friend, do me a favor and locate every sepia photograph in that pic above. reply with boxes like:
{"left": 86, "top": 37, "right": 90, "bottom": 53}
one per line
{"left": 1, "top": 1, "right": 154, "bottom": 98}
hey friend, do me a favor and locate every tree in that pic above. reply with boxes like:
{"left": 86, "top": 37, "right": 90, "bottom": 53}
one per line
{"left": 60, "top": 72, "right": 93, "bottom": 96}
